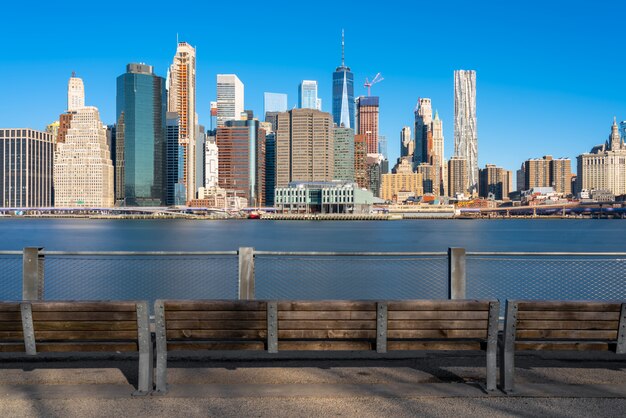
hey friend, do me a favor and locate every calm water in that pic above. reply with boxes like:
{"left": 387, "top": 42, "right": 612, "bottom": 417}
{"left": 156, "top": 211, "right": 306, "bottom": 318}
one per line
{"left": 1, "top": 218, "right": 625, "bottom": 251}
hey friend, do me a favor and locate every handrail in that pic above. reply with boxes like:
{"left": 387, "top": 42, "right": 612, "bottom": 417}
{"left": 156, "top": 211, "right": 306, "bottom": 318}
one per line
{"left": 254, "top": 251, "right": 447, "bottom": 256}
{"left": 41, "top": 251, "right": 238, "bottom": 256}
{"left": 466, "top": 252, "right": 626, "bottom": 256}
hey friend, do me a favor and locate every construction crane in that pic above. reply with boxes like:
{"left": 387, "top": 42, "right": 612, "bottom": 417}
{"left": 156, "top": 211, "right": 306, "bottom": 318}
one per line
{"left": 364, "top": 73, "right": 384, "bottom": 96}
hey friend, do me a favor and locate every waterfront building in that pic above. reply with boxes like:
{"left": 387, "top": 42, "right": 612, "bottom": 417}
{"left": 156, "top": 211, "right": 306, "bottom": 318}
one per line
{"left": 264, "top": 92, "right": 287, "bottom": 114}
{"left": 46, "top": 121, "right": 60, "bottom": 145}
{"left": 116, "top": 63, "right": 166, "bottom": 206}
{"left": 453, "top": 70, "right": 478, "bottom": 194}
{"left": 382, "top": 157, "right": 424, "bottom": 202}
{"left": 67, "top": 74, "right": 85, "bottom": 111}
{"left": 298, "top": 81, "right": 320, "bottom": 110}
{"left": 333, "top": 127, "right": 355, "bottom": 181}
{"left": 0, "top": 129, "right": 54, "bottom": 207}
{"left": 524, "top": 155, "right": 572, "bottom": 196}
{"left": 217, "top": 74, "right": 244, "bottom": 127}
{"left": 354, "top": 133, "right": 368, "bottom": 189}
{"left": 356, "top": 96, "right": 379, "bottom": 154}
{"left": 414, "top": 98, "right": 432, "bottom": 165}
{"left": 265, "top": 132, "right": 276, "bottom": 207}
{"left": 416, "top": 162, "right": 440, "bottom": 195}
{"left": 332, "top": 30, "right": 355, "bottom": 129}
{"left": 479, "top": 164, "right": 510, "bottom": 200}
{"left": 165, "top": 112, "right": 185, "bottom": 206}
{"left": 191, "top": 186, "right": 248, "bottom": 210}
{"left": 275, "top": 109, "right": 334, "bottom": 188}
{"left": 448, "top": 156, "right": 468, "bottom": 198}
{"left": 577, "top": 118, "right": 626, "bottom": 196}
{"left": 204, "top": 132, "right": 218, "bottom": 189}
{"left": 54, "top": 101, "right": 114, "bottom": 206}
{"left": 168, "top": 42, "right": 197, "bottom": 203}
{"left": 400, "top": 126, "right": 414, "bottom": 158}
{"left": 216, "top": 113, "right": 266, "bottom": 206}
{"left": 274, "top": 181, "right": 375, "bottom": 214}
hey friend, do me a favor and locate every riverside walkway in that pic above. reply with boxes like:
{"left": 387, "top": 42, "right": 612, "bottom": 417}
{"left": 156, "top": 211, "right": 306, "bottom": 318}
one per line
{"left": 1, "top": 350, "right": 625, "bottom": 417}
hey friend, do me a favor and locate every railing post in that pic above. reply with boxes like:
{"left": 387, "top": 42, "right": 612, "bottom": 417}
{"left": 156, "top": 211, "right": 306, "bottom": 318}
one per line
{"left": 23, "top": 247, "right": 45, "bottom": 300}
{"left": 448, "top": 247, "right": 466, "bottom": 299}
{"left": 238, "top": 247, "right": 255, "bottom": 300}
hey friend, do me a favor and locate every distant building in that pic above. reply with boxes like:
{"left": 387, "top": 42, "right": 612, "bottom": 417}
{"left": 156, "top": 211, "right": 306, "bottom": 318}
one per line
{"left": 333, "top": 127, "right": 355, "bottom": 181}
{"left": 0, "top": 129, "right": 54, "bottom": 207}
{"left": 298, "top": 81, "right": 320, "bottom": 110}
{"left": 366, "top": 154, "right": 385, "bottom": 197}
{"left": 356, "top": 96, "right": 379, "bottom": 154}
{"left": 46, "top": 121, "right": 60, "bottom": 144}
{"left": 516, "top": 164, "right": 525, "bottom": 192}
{"left": 204, "top": 132, "right": 218, "bottom": 189}
{"left": 274, "top": 181, "right": 375, "bottom": 214}
{"left": 448, "top": 156, "right": 468, "bottom": 198}
{"left": 524, "top": 155, "right": 572, "bottom": 196}
{"left": 67, "top": 74, "right": 85, "bottom": 111}
{"left": 577, "top": 118, "right": 626, "bottom": 196}
{"left": 216, "top": 74, "right": 244, "bottom": 127}
{"left": 264, "top": 132, "right": 276, "bottom": 207}
{"left": 382, "top": 157, "right": 424, "bottom": 202}
{"left": 116, "top": 63, "right": 166, "bottom": 206}
{"left": 354, "top": 134, "right": 368, "bottom": 189}
{"left": 165, "top": 112, "right": 185, "bottom": 205}
{"left": 479, "top": 164, "right": 510, "bottom": 200}
{"left": 332, "top": 30, "right": 355, "bottom": 129}
{"left": 454, "top": 70, "right": 478, "bottom": 194}
{"left": 264, "top": 92, "right": 287, "bottom": 114}
{"left": 400, "top": 126, "right": 414, "bottom": 158}
{"left": 416, "top": 162, "right": 440, "bottom": 196}
{"left": 414, "top": 98, "right": 432, "bottom": 165}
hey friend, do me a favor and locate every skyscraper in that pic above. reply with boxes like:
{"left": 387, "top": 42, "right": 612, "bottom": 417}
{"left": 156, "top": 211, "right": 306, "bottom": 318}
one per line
{"left": 204, "top": 133, "right": 218, "bottom": 189}
{"left": 217, "top": 74, "right": 244, "bottom": 127}
{"left": 400, "top": 126, "right": 414, "bottom": 158}
{"left": 332, "top": 30, "right": 354, "bottom": 129}
{"left": 299, "top": 80, "right": 320, "bottom": 110}
{"left": 333, "top": 126, "right": 355, "bottom": 181}
{"left": 356, "top": 96, "right": 379, "bottom": 154}
{"left": 116, "top": 63, "right": 166, "bottom": 206}
{"left": 414, "top": 98, "right": 432, "bottom": 165}
{"left": 67, "top": 74, "right": 85, "bottom": 111}
{"left": 54, "top": 76, "right": 114, "bottom": 207}
{"left": 165, "top": 112, "right": 185, "bottom": 206}
{"left": 168, "top": 42, "right": 197, "bottom": 203}
{"left": 448, "top": 156, "right": 468, "bottom": 198}
{"left": 264, "top": 92, "right": 288, "bottom": 114}
{"left": 0, "top": 129, "right": 54, "bottom": 207}
{"left": 523, "top": 155, "right": 572, "bottom": 195}
{"left": 479, "top": 164, "right": 510, "bottom": 200}
{"left": 454, "top": 70, "right": 478, "bottom": 194}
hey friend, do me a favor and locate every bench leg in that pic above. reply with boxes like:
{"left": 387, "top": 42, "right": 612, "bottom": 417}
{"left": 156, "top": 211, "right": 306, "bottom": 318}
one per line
{"left": 155, "top": 350, "right": 168, "bottom": 394}
{"left": 485, "top": 301, "right": 499, "bottom": 391}
{"left": 499, "top": 300, "right": 517, "bottom": 393}
{"left": 133, "top": 302, "right": 153, "bottom": 396}
{"left": 154, "top": 300, "right": 168, "bottom": 395}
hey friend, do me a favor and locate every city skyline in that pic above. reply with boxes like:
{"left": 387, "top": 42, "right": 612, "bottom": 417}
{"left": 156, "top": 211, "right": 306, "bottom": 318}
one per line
{"left": 1, "top": 1, "right": 625, "bottom": 175}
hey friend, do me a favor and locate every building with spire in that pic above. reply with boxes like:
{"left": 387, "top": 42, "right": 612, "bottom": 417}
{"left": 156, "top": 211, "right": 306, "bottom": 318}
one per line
{"left": 332, "top": 30, "right": 354, "bottom": 129}
{"left": 414, "top": 98, "right": 432, "bottom": 166}
{"left": 577, "top": 118, "right": 626, "bottom": 196}
{"left": 168, "top": 42, "right": 197, "bottom": 203}
{"left": 454, "top": 70, "right": 478, "bottom": 195}
{"left": 67, "top": 74, "right": 85, "bottom": 112}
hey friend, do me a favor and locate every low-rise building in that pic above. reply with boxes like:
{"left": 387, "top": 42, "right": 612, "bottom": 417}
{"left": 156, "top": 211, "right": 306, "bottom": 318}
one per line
{"left": 274, "top": 181, "right": 375, "bottom": 214}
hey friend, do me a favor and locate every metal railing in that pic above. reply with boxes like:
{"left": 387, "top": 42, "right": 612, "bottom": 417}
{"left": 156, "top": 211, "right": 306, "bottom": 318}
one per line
{"left": 1, "top": 248, "right": 625, "bottom": 309}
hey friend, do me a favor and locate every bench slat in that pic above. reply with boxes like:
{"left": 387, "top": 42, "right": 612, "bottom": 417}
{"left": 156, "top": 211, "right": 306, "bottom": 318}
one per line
{"left": 0, "top": 343, "right": 26, "bottom": 352}
{"left": 278, "top": 320, "right": 376, "bottom": 330}
{"left": 164, "top": 301, "right": 267, "bottom": 311}
{"left": 0, "top": 312, "right": 21, "bottom": 321}
{"left": 34, "top": 331, "right": 138, "bottom": 340}
{"left": 278, "top": 330, "right": 376, "bottom": 339}
{"left": 388, "top": 311, "right": 488, "bottom": 320}
{"left": 517, "top": 320, "right": 618, "bottom": 330}
{"left": 0, "top": 303, "right": 20, "bottom": 312}
{"left": 517, "top": 311, "right": 621, "bottom": 321}
{"left": 277, "top": 311, "right": 377, "bottom": 320}
{"left": 167, "top": 330, "right": 267, "bottom": 339}
{"left": 388, "top": 301, "right": 490, "bottom": 311}
{"left": 516, "top": 301, "right": 621, "bottom": 311}
{"left": 0, "top": 331, "right": 24, "bottom": 339}
{"left": 165, "top": 311, "right": 266, "bottom": 320}
{"left": 515, "top": 341, "right": 613, "bottom": 351}
{"left": 0, "top": 322, "right": 23, "bottom": 331}
{"left": 277, "top": 301, "right": 376, "bottom": 311}
{"left": 388, "top": 320, "right": 489, "bottom": 330}
{"left": 167, "top": 341, "right": 265, "bottom": 351}
{"left": 388, "top": 329, "right": 488, "bottom": 339}
{"left": 35, "top": 342, "right": 139, "bottom": 352}
{"left": 32, "top": 312, "right": 137, "bottom": 321}
{"left": 30, "top": 302, "right": 138, "bottom": 312}
{"left": 516, "top": 330, "right": 618, "bottom": 340}
{"left": 278, "top": 341, "right": 373, "bottom": 350}
{"left": 166, "top": 320, "right": 266, "bottom": 330}
{"left": 387, "top": 341, "right": 483, "bottom": 351}
{"left": 33, "top": 321, "right": 138, "bottom": 331}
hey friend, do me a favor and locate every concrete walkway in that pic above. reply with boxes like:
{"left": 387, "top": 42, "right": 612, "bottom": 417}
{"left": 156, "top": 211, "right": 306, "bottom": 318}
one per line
{"left": 1, "top": 351, "right": 625, "bottom": 417}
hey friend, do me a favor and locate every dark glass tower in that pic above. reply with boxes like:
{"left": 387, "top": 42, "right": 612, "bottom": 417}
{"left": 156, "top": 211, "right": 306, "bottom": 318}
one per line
{"left": 116, "top": 63, "right": 167, "bottom": 206}
{"left": 332, "top": 30, "right": 354, "bottom": 129}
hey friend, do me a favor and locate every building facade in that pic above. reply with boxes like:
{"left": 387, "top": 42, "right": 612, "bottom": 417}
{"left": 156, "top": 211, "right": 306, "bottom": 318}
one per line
{"left": 165, "top": 112, "right": 185, "bottom": 205}
{"left": 382, "top": 157, "right": 424, "bottom": 201}
{"left": 298, "top": 80, "right": 320, "bottom": 110}
{"left": 204, "top": 132, "right": 218, "bottom": 189}
{"left": 400, "top": 126, "right": 414, "bottom": 158}
{"left": 274, "top": 181, "right": 375, "bottom": 213}
{"left": 356, "top": 96, "right": 379, "bottom": 154}
{"left": 67, "top": 74, "right": 85, "bottom": 112}
{"left": 479, "top": 164, "right": 510, "bottom": 200}
{"left": 524, "top": 155, "right": 572, "bottom": 196}
{"left": 263, "top": 92, "right": 288, "bottom": 114}
{"left": 414, "top": 98, "right": 432, "bottom": 165}
{"left": 168, "top": 42, "right": 196, "bottom": 202}
{"left": 354, "top": 133, "right": 368, "bottom": 189}
{"left": 0, "top": 129, "right": 54, "bottom": 207}
{"left": 333, "top": 127, "right": 355, "bottom": 181}
{"left": 453, "top": 70, "right": 478, "bottom": 194}
{"left": 217, "top": 74, "right": 244, "bottom": 127}
{"left": 448, "top": 156, "right": 468, "bottom": 198}
{"left": 332, "top": 30, "right": 355, "bottom": 129}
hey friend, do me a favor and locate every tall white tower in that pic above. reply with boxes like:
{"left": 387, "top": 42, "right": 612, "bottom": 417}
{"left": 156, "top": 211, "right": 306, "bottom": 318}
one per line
{"left": 217, "top": 74, "right": 244, "bottom": 127}
{"left": 67, "top": 73, "right": 85, "bottom": 111}
{"left": 168, "top": 42, "right": 197, "bottom": 203}
{"left": 454, "top": 70, "right": 478, "bottom": 194}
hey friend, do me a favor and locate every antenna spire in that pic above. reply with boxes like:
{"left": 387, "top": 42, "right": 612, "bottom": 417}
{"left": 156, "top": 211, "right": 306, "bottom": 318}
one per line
{"left": 341, "top": 29, "right": 345, "bottom": 67}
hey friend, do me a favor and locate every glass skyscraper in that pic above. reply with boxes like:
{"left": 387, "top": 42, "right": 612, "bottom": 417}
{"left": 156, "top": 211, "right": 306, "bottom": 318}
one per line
{"left": 116, "top": 63, "right": 167, "bottom": 206}
{"left": 298, "top": 81, "right": 319, "bottom": 110}
{"left": 332, "top": 31, "right": 354, "bottom": 129}
{"left": 264, "top": 92, "right": 288, "bottom": 114}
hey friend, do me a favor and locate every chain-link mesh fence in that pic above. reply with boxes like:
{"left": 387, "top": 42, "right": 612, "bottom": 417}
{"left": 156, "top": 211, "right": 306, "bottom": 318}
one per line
{"left": 255, "top": 254, "right": 449, "bottom": 299}
{"left": 42, "top": 254, "right": 239, "bottom": 309}
{"left": 466, "top": 255, "right": 626, "bottom": 309}
{"left": 0, "top": 254, "right": 22, "bottom": 300}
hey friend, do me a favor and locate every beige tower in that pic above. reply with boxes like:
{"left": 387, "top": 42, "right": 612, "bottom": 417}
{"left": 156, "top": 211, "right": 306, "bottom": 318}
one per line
{"left": 67, "top": 74, "right": 85, "bottom": 112}
{"left": 168, "top": 42, "right": 197, "bottom": 202}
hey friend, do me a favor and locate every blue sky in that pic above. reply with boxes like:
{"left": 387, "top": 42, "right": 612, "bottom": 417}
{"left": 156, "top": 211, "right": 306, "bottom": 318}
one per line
{"left": 1, "top": 0, "right": 624, "bottom": 174}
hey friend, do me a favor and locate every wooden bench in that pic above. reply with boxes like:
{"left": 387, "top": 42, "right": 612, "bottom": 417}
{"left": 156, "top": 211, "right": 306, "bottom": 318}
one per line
{"left": 500, "top": 300, "right": 626, "bottom": 392}
{"left": 154, "top": 299, "right": 499, "bottom": 393}
{"left": 0, "top": 300, "right": 152, "bottom": 395}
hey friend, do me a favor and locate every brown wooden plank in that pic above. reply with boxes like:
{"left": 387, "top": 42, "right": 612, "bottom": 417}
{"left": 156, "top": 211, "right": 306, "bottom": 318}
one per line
{"left": 278, "top": 341, "right": 373, "bottom": 351}
{"left": 515, "top": 341, "right": 612, "bottom": 351}
{"left": 0, "top": 303, "right": 20, "bottom": 312}
{"left": 167, "top": 341, "right": 265, "bottom": 351}
{"left": 164, "top": 301, "right": 267, "bottom": 311}
{"left": 31, "top": 302, "right": 137, "bottom": 312}
{"left": 277, "top": 301, "right": 376, "bottom": 311}
{"left": 33, "top": 321, "right": 138, "bottom": 331}
{"left": 277, "top": 320, "right": 376, "bottom": 330}
{"left": 36, "top": 342, "right": 138, "bottom": 353}
{"left": 165, "top": 311, "right": 266, "bottom": 320}
{"left": 388, "top": 329, "right": 488, "bottom": 339}
{"left": 517, "top": 311, "right": 621, "bottom": 321}
{"left": 0, "top": 331, "right": 24, "bottom": 339}
{"left": 0, "top": 343, "right": 26, "bottom": 352}
{"left": 388, "top": 320, "right": 488, "bottom": 330}
{"left": 32, "top": 311, "right": 137, "bottom": 321}
{"left": 0, "top": 312, "right": 21, "bottom": 321}
{"left": 517, "top": 320, "right": 619, "bottom": 330}
{"left": 516, "top": 330, "right": 618, "bottom": 340}
{"left": 167, "top": 329, "right": 267, "bottom": 339}
{"left": 278, "top": 330, "right": 376, "bottom": 339}
{"left": 34, "top": 331, "right": 138, "bottom": 340}
{"left": 165, "top": 320, "right": 266, "bottom": 330}
{"left": 388, "top": 300, "right": 490, "bottom": 311}
{"left": 388, "top": 311, "right": 488, "bottom": 320}
{"left": 0, "top": 322, "right": 25, "bottom": 331}
{"left": 277, "top": 311, "right": 377, "bottom": 320}
{"left": 387, "top": 341, "right": 483, "bottom": 351}
{"left": 517, "top": 301, "right": 621, "bottom": 311}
